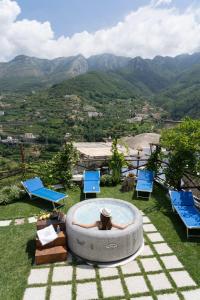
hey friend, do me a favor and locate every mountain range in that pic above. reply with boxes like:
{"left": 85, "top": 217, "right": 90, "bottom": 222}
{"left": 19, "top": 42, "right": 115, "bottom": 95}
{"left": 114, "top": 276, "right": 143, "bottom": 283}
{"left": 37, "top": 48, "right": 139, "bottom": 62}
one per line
{"left": 1, "top": 52, "right": 200, "bottom": 119}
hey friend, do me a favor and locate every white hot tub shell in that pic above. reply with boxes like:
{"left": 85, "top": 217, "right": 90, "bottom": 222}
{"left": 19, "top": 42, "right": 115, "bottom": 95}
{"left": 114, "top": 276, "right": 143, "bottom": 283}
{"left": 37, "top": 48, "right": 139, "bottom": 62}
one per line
{"left": 66, "top": 198, "right": 143, "bottom": 263}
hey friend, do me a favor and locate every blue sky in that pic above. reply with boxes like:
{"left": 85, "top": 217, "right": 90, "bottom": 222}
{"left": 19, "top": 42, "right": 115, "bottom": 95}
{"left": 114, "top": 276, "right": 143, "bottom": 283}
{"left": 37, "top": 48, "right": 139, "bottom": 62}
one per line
{"left": 1, "top": 0, "right": 200, "bottom": 61}
{"left": 16, "top": 0, "right": 192, "bottom": 37}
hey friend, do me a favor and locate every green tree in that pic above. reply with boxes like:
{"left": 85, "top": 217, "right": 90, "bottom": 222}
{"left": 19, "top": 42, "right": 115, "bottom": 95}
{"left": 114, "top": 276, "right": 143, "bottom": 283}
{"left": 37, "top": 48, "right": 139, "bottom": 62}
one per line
{"left": 30, "top": 142, "right": 79, "bottom": 187}
{"left": 109, "top": 139, "right": 127, "bottom": 185}
{"left": 161, "top": 118, "right": 200, "bottom": 189}
{"left": 146, "top": 146, "right": 162, "bottom": 176}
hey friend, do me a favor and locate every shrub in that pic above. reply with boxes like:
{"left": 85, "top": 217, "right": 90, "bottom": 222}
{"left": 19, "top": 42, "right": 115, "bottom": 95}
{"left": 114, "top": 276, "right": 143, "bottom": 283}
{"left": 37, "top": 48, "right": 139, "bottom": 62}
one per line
{"left": 109, "top": 139, "right": 127, "bottom": 185}
{"left": 100, "top": 174, "right": 114, "bottom": 186}
{"left": 146, "top": 146, "right": 162, "bottom": 176}
{"left": 28, "top": 142, "right": 79, "bottom": 187}
{"left": 0, "top": 185, "right": 24, "bottom": 205}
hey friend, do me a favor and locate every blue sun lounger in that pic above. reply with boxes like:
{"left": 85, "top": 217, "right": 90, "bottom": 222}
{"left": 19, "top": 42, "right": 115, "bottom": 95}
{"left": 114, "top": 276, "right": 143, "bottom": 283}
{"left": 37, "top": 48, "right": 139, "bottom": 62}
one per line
{"left": 83, "top": 170, "right": 100, "bottom": 199}
{"left": 22, "top": 177, "right": 67, "bottom": 209}
{"left": 136, "top": 170, "right": 154, "bottom": 199}
{"left": 169, "top": 190, "right": 200, "bottom": 238}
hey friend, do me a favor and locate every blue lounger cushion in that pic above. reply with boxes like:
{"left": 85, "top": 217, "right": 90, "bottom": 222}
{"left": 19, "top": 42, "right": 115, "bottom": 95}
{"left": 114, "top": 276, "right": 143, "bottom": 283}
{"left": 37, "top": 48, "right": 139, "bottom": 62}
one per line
{"left": 136, "top": 180, "right": 153, "bottom": 192}
{"left": 174, "top": 205, "right": 200, "bottom": 229}
{"left": 23, "top": 177, "right": 44, "bottom": 193}
{"left": 83, "top": 170, "right": 100, "bottom": 194}
{"left": 84, "top": 170, "right": 100, "bottom": 181}
{"left": 84, "top": 180, "right": 100, "bottom": 193}
{"left": 138, "top": 170, "right": 154, "bottom": 182}
{"left": 22, "top": 177, "right": 67, "bottom": 204}
{"left": 32, "top": 188, "right": 66, "bottom": 203}
{"left": 170, "top": 190, "right": 194, "bottom": 206}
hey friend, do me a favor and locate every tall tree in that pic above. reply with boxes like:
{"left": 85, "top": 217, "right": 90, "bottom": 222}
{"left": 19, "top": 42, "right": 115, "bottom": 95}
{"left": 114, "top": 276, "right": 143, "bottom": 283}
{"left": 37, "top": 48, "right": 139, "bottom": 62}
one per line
{"left": 161, "top": 118, "right": 200, "bottom": 189}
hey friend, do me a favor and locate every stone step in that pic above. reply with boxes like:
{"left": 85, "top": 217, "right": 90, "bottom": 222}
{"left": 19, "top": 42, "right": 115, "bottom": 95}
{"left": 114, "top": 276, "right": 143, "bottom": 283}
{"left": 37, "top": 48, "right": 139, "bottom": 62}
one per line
{"left": 36, "top": 231, "right": 66, "bottom": 249}
{"left": 35, "top": 245, "right": 67, "bottom": 265}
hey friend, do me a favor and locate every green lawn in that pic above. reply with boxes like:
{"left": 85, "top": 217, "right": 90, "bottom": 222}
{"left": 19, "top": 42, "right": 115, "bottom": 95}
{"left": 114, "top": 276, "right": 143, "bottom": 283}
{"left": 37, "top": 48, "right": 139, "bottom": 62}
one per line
{"left": 0, "top": 184, "right": 200, "bottom": 299}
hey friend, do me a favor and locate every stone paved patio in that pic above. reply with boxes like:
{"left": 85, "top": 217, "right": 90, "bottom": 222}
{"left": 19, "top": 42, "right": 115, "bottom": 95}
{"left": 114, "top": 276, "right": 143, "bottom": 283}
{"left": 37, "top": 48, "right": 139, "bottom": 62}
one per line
{"left": 23, "top": 213, "right": 200, "bottom": 300}
{"left": 0, "top": 216, "right": 37, "bottom": 227}
{"left": 0, "top": 219, "right": 12, "bottom": 226}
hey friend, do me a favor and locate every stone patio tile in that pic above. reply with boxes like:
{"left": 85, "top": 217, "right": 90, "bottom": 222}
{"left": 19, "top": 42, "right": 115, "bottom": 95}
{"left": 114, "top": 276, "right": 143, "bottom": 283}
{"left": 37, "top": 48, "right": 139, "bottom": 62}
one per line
{"left": 161, "top": 255, "right": 183, "bottom": 269}
{"left": 157, "top": 293, "right": 180, "bottom": 300}
{"left": 130, "top": 297, "right": 153, "bottom": 300}
{"left": 143, "top": 224, "right": 157, "bottom": 232}
{"left": 23, "top": 287, "right": 46, "bottom": 300}
{"left": 181, "top": 288, "right": 200, "bottom": 300}
{"left": 50, "top": 285, "right": 72, "bottom": 300}
{"left": 153, "top": 243, "right": 173, "bottom": 255}
{"left": 148, "top": 273, "right": 172, "bottom": 291}
{"left": 76, "top": 282, "right": 98, "bottom": 300}
{"left": 54, "top": 262, "right": 65, "bottom": 266}
{"left": 52, "top": 266, "right": 73, "bottom": 282}
{"left": 99, "top": 267, "right": 118, "bottom": 277}
{"left": 143, "top": 216, "right": 151, "bottom": 223}
{"left": 28, "top": 268, "right": 49, "bottom": 284}
{"left": 141, "top": 245, "right": 154, "bottom": 256}
{"left": 0, "top": 220, "right": 12, "bottom": 226}
{"left": 28, "top": 217, "right": 37, "bottom": 223}
{"left": 147, "top": 232, "right": 164, "bottom": 243}
{"left": 121, "top": 260, "right": 141, "bottom": 274}
{"left": 101, "top": 279, "right": 124, "bottom": 298}
{"left": 76, "top": 265, "right": 96, "bottom": 280}
{"left": 170, "top": 271, "right": 196, "bottom": 288}
{"left": 14, "top": 218, "right": 25, "bottom": 225}
{"left": 140, "top": 257, "right": 162, "bottom": 272}
{"left": 125, "top": 275, "right": 149, "bottom": 294}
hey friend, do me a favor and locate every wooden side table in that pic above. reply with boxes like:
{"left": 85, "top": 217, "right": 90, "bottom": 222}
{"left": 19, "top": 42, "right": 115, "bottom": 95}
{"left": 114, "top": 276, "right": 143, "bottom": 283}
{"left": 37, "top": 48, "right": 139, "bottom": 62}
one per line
{"left": 36, "top": 212, "right": 66, "bottom": 232}
{"left": 35, "top": 212, "right": 67, "bottom": 265}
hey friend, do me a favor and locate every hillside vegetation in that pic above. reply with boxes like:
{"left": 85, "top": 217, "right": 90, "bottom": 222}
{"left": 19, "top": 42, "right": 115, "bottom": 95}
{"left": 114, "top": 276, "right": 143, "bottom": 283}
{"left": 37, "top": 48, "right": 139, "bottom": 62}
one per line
{"left": 1, "top": 52, "right": 200, "bottom": 120}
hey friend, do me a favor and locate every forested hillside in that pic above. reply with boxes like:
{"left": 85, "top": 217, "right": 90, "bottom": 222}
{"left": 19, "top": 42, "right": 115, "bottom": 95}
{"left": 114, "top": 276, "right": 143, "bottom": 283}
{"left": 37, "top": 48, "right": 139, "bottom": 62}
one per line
{"left": 1, "top": 52, "right": 200, "bottom": 119}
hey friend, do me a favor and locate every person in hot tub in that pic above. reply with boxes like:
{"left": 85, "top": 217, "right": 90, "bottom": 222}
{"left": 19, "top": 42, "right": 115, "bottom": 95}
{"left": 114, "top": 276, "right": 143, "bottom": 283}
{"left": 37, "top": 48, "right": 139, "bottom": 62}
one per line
{"left": 72, "top": 207, "right": 133, "bottom": 230}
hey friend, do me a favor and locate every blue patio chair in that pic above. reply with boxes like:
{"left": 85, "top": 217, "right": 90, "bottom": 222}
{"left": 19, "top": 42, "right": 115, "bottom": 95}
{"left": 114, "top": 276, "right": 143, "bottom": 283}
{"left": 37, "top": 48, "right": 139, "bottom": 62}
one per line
{"left": 22, "top": 177, "right": 67, "bottom": 209}
{"left": 136, "top": 170, "right": 154, "bottom": 199}
{"left": 169, "top": 190, "right": 200, "bottom": 238}
{"left": 137, "top": 170, "right": 154, "bottom": 182}
{"left": 83, "top": 170, "right": 100, "bottom": 199}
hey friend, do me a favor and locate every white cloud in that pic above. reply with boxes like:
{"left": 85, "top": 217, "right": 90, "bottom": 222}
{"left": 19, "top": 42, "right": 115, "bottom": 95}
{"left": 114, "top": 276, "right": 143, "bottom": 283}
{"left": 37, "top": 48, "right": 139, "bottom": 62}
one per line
{"left": 153, "top": 0, "right": 173, "bottom": 7}
{"left": 1, "top": 0, "right": 200, "bottom": 61}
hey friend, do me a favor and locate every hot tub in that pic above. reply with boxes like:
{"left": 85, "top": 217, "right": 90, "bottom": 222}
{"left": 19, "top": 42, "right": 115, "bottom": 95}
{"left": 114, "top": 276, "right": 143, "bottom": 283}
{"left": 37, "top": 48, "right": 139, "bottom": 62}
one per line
{"left": 66, "top": 198, "right": 143, "bottom": 263}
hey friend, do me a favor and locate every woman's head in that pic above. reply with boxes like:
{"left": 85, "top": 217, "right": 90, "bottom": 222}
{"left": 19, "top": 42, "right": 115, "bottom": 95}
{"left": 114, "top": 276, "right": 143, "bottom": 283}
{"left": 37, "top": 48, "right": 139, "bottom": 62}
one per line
{"left": 100, "top": 208, "right": 112, "bottom": 230}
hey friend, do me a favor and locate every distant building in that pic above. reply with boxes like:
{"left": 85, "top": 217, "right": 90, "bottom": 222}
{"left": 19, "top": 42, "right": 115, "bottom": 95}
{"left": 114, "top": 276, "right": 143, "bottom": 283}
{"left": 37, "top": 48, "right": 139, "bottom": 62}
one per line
{"left": 127, "top": 116, "right": 142, "bottom": 123}
{"left": 74, "top": 142, "right": 137, "bottom": 169}
{"left": 64, "top": 94, "right": 79, "bottom": 100}
{"left": 0, "top": 101, "right": 10, "bottom": 108}
{"left": 122, "top": 133, "right": 160, "bottom": 150}
{"left": 23, "top": 133, "right": 37, "bottom": 141}
{"left": 64, "top": 133, "right": 71, "bottom": 142}
{"left": 150, "top": 113, "right": 161, "bottom": 121}
{"left": 136, "top": 113, "right": 148, "bottom": 119}
{"left": 1, "top": 136, "right": 19, "bottom": 144}
{"left": 87, "top": 111, "right": 103, "bottom": 118}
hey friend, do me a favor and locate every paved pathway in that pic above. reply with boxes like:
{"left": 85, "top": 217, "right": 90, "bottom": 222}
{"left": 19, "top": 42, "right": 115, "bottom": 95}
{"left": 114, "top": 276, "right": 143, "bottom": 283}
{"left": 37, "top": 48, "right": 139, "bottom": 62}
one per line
{"left": 22, "top": 214, "right": 200, "bottom": 300}
{"left": 0, "top": 216, "right": 37, "bottom": 226}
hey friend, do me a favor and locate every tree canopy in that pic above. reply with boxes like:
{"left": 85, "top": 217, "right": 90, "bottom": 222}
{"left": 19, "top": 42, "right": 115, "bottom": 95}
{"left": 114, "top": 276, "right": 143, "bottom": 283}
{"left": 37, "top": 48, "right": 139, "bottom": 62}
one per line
{"left": 160, "top": 118, "right": 200, "bottom": 189}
